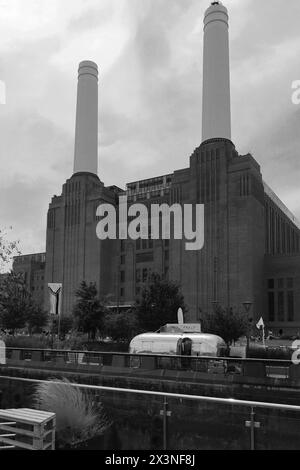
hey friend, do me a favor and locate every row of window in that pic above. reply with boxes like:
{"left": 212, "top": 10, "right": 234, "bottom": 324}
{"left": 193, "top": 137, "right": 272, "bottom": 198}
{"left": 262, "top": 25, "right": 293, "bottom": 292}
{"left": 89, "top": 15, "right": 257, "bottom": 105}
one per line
{"left": 267, "top": 278, "right": 295, "bottom": 322}
{"left": 136, "top": 239, "right": 154, "bottom": 250}
{"left": 119, "top": 267, "right": 152, "bottom": 285}
{"left": 268, "top": 278, "right": 293, "bottom": 290}
{"left": 265, "top": 201, "right": 300, "bottom": 255}
{"left": 268, "top": 290, "right": 294, "bottom": 322}
{"left": 120, "top": 248, "right": 169, "bottom": 266}
{"left": 120, "top": 239, "right": 170, "bottom": 253}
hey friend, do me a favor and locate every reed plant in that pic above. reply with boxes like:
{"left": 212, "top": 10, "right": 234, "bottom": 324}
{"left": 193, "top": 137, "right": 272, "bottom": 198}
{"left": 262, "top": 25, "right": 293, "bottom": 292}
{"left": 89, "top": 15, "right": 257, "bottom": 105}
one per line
{"left": 34, "top": 378, "right": 111, "bottom": 447}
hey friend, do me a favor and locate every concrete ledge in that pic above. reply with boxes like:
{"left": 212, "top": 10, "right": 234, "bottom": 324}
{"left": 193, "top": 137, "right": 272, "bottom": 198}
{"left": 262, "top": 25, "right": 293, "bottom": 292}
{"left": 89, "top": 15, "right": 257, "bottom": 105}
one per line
{"left": 177, "top": 371, "right": 199, "bottom": 381}
{"left": 101, "top": 366, "right": 132, "bottom": 375}
{"left": 7, "top": 359, "right": 31, "bottom": 368}
{"left": 162, "top": 370, "right": 180, "bottom": 380}
{"left": 131, "top": 368, "right": 165, "bottom": 378}
{"left": 232, "top": 374, "right": 272, "bottom": 386}
{"left": 112, "top": 356, "right": 126, "bottom": 368}
{"left": 140, "top": 357, "right": 156, "bottom": 370}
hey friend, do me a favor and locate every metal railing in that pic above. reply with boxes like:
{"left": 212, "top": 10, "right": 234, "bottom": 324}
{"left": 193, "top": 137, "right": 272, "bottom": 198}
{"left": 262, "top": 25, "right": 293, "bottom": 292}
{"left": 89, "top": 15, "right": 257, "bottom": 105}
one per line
{"left": 3, "top": 346, "right": 296, "bottom": 382}
{"left": 1, "top": 374, "right": 300, "bottom": 450}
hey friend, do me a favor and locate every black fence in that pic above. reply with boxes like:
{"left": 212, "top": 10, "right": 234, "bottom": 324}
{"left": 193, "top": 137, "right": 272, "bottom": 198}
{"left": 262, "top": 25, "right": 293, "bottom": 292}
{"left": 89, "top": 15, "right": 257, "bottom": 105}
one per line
{"left": 3, "top": 346, "right": 300, "bottom": 382}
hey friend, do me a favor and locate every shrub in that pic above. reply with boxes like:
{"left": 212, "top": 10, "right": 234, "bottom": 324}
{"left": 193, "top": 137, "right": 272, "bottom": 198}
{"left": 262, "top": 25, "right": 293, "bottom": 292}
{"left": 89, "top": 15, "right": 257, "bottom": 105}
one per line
{"left": 2, "top": 334, "right": 52, "bottom": 349}
{"left": 34, "top": 378, "right": 111, "bottom": 448}
{"left": 248, "top": 344, "right": 292, "bottom": 360}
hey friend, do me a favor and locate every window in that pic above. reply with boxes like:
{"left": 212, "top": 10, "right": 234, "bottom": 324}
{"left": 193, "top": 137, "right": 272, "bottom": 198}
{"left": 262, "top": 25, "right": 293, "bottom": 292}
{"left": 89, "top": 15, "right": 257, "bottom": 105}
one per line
{"left": 136, "top": 269, "right": 141, "bottom": 283}
{"left": 288, "top": 291, "right": 294, "bottom": 322}
{"left": 142, "top": 239, "right": 148, "bottom": 250}
{"left": 121, "top": 240, "right": 125, "bottom": 252}
{"left": 278, "top": 279, "right": 284, "bottom": 289}
{"left": 268, "top": 292, "right": 275, "bottom": 322}
{"left": 142, "top": 268, "right": 148, "bottom": 282}
{"left": 136, "top": 252, "right": 154, "bottom": 263}
{"left": 268, "top": 279, "right": 274, "bottom": 289}
{"left": 287, "top": 278, "right": 294, "bottom": 289}
{"left": 278, "top": 291, "right": 285, "bottom": 322}
{"left": 165, "top": 250, "right": 169, "bottom": 261}
{"left": 120, "top": 271, "right": 125, "bottom": 283}
{"left": 136, "top": 239, "right": 141, "bottom": 251}
{"left": 120, "top": 288, "right": 125, "bottom": 298}
{"left": 120, "top": 255, "right": 125, "bottom": 265}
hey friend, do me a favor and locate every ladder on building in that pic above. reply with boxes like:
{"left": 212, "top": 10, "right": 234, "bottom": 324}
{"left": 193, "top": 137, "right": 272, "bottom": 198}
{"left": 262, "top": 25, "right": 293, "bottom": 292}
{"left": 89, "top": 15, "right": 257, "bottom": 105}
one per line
{"left": 0, "top": 408, "right": 56, "bottom": 450}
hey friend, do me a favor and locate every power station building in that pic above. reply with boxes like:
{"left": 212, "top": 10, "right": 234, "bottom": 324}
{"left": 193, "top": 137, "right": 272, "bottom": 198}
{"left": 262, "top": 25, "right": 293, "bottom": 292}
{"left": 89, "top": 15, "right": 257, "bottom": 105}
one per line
{"left": 41, "top": 2, "right": 300, "bottom": 333}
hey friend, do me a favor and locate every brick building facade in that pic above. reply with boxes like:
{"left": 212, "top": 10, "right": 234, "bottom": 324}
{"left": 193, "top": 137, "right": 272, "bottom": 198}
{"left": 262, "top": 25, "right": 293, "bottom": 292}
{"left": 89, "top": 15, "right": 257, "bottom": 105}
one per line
{"left": 13, "top": 253, "right": 46, "bottom": 307}
{"left": 44, "top": 139, "right": 300, "bottom": 333}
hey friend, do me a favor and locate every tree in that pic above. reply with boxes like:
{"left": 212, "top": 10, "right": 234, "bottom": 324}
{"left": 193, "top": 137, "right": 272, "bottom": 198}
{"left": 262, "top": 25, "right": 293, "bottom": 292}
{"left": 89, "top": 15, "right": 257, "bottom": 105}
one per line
{"left": 0, "top": 272, "right": 34, "bottom": 333}
{"left": 0, "top": 227, "right": 20, "bottom": 273}
{"left": 27, "top": 305, "right": 49, "bottom": 335}
{"left": 103, "top": 309, "right": 140, "bottom": 343}
{"left": 72, "top": 281, "right": 107, "bottom": 340}
{"left": 136, "top": 273, "right": 186, "bottom": 332}
{"left": 201, "top": 305, "right": 249, "bottom": 346}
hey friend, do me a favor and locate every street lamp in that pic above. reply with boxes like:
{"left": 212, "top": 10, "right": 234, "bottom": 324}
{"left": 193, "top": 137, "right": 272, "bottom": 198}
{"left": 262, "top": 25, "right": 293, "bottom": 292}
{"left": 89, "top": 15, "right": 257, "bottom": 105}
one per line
{"left": 242, "top": 301, "right": 253, "bottom": 354}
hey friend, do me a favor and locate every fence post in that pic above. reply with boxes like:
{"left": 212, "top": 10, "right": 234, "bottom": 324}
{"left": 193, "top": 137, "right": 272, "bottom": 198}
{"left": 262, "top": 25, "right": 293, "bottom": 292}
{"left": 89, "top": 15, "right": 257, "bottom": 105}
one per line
{"left": 160, "top": 396, "right": 172, "bottom": 450}
{"left": 245, "top": 406, "right": 261, "bottom": 450}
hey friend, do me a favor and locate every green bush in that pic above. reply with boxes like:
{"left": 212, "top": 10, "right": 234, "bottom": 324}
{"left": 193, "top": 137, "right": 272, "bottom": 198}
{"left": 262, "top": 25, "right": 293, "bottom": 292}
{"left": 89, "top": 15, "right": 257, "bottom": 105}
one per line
{"left": 2, "top": 334, "right": 52, "bottom": 349}
{"left": 81, "top": 341, "right": 129, "bottom": 352}
{"left": 248, "top": 344, "right": 292, "bottom": 360}
{"left": 0, "top": 333, "right": 130, "bottom": 353}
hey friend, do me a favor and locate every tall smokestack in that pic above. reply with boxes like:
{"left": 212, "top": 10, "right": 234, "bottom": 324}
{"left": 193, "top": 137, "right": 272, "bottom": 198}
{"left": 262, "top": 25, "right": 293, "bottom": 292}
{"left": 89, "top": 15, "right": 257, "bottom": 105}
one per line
{"left": 73, "top": 60, "right": 98, "bottom": 175}
{"left": 202, "top": 2, "right": 231, "bottom": 143}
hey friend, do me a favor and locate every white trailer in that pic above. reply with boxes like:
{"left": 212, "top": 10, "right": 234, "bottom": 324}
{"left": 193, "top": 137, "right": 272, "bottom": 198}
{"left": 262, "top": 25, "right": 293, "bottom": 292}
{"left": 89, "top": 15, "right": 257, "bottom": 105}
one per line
{"left": 129, "top": 332, "right": 226, "bottom": 357}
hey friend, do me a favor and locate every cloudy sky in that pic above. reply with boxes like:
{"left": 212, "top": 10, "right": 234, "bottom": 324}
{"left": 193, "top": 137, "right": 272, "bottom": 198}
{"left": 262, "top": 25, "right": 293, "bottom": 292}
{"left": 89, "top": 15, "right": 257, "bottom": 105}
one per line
{"left": 0, "top": 0, "right": 300, "bottom": 256}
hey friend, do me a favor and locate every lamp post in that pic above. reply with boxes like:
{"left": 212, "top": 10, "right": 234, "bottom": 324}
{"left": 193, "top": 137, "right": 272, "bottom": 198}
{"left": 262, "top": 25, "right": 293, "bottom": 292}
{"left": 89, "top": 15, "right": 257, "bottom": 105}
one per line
{"left": 242, "top": 301, "right": 253, "bottom": 354}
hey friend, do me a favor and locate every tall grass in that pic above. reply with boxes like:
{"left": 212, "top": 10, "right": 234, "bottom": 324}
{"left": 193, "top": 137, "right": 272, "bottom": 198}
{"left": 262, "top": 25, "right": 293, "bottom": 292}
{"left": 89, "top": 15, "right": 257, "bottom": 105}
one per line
{"left": 34, "top": 378, "right": 111, "bottom": 447}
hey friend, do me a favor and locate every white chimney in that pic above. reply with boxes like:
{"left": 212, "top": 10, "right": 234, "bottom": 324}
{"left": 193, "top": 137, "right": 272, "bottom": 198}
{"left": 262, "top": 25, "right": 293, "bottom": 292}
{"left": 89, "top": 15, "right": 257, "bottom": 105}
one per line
{"left": 73, "top": 60, "right": 99, "bottom": 175}
{"left": 202, "top": 2, "right": 231, "bottom": 143}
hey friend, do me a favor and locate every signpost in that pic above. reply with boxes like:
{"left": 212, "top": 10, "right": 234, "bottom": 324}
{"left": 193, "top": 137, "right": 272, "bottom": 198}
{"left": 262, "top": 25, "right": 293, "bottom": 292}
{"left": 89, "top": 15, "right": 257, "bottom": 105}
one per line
{"left": 48, "top": 283, "right": 62, "bottom": 347}
{"left": 256, "top": 317, "right": 265, "bottom": 346}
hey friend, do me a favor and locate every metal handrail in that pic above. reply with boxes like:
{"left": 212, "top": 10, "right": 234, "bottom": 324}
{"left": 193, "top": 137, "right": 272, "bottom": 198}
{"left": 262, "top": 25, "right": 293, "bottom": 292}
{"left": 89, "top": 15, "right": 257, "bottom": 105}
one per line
{"left": 4, "top": 347, "right": 294, "bottom": 365}
{"left": 0, "top": 374, "right": 299, "bottom": 411}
